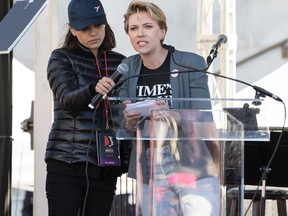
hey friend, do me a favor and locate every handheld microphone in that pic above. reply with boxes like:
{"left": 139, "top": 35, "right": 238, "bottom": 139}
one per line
{"left": 88, "top": 63, "right": 129, "bottom": 109}
{"left": 212, "top": 34, "right": 228, "bottom": 50}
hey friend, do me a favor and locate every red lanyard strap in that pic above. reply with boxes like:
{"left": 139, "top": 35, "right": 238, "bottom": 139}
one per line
{"left": 95, "top": 52, "right": 109, "bottom": 128}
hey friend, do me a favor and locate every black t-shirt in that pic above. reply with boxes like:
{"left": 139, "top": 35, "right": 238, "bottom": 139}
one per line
{"left": 136, "top": 52, "right": 173, "bottom": 177}
{"left": 137, "top": 52, "right": 172, "bottom": 99}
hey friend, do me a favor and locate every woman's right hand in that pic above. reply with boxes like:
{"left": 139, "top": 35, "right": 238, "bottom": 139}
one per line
{"left": 123, "top": 100, "right": 141, "bottom": 131}
{"left": 95, "top": 77, "right": 115, "bottom": 96}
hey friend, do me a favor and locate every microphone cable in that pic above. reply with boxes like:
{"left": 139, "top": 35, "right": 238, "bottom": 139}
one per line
{"left": 244, "top": 102, "right": 286, "bottom": 216}
{"left": 81, "top": 106, "right": 99, "bottom": 216}
{"left": 82, "top": 97, "right": 120, "bottom": 216}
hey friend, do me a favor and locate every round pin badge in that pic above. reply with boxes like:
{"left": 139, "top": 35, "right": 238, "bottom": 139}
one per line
{"left": 171, "top": 69, "right": 179, "bottom": 77}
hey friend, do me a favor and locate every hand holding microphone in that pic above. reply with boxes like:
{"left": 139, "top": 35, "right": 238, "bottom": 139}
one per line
{"left": 95, "top": 77, "right": 115, "bottom": 98}
{"left": 88, "top": 63, "right": 129, "bottom": 109}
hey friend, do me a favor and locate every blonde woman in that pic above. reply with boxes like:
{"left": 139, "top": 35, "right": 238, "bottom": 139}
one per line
{"left": 119, "top": 1, "right": 220, "bottom": 215}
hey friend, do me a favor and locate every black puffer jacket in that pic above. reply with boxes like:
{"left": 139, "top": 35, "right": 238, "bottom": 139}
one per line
{"left": 45, "top": 45, "right": 127, "bottom": 166}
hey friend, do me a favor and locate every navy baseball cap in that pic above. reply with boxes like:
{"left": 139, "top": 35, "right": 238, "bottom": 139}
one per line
{"left": 68, "top": 0, "right": 107, "bottom": 31}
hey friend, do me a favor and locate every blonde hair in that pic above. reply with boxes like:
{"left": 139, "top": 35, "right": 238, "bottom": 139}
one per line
{"left": 123, "top": 0, "right": 167, "bottom": 43}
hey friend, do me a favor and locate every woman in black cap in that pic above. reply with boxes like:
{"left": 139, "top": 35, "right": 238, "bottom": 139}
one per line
{"left": 44, "top": 0, "right": 129, "bottom": 215}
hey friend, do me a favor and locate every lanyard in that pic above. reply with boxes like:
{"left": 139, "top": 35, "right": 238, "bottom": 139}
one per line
{"left": 95, "top": 51, "right": 109, "bottom": 128}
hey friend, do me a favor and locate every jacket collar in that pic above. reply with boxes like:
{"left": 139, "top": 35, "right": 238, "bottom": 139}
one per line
{"left": 76, "top": 42, "right": 105, "bottom": 59}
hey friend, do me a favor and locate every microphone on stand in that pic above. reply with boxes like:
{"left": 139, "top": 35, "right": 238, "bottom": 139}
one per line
{"left": 88, "top": 63, "right": 129, "bottom": 109}
{"left": 204, "top": 34, "right": 282, "bottom": 104}
{"left": 212, "top": 34, "right": 228, "bottom": 50}
{"left": 207, "top": 34, "right": 228, "bottom": 68}
{"left": 253, "top": 85, "right": 283, "bottom": 102}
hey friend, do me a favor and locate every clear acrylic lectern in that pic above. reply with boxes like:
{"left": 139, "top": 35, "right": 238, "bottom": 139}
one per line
{"left": 109, "top": 98, "right": 270, "bottom": 216}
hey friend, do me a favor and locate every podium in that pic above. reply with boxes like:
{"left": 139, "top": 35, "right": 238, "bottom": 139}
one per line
{"left": 109, "top": 98, "right": 270, "bottom": 216}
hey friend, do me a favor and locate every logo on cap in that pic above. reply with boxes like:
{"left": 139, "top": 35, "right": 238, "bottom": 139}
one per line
{"left": 94, "top": 5, "right": 101, "bottom": 12}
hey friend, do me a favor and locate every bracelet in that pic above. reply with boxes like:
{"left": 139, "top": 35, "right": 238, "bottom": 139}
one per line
{"left": 125, "top": 121, "right": 136, "bottom": 131}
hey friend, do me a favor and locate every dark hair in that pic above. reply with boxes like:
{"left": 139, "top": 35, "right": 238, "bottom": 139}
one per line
{"left": 62, "top": 24, "right": 116, "bottom": 51}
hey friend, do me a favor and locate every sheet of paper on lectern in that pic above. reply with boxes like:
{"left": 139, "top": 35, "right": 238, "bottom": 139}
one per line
{"left": 125, "top": 100, "right": 158, "bottom": 116}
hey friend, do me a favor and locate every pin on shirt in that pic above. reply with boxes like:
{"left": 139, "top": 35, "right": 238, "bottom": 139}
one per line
{"left": 171, "top": 69, "right": 179, "bottom": 78}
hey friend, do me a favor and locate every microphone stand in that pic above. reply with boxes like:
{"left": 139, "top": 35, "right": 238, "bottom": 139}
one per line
{"left": 206, "top": 46, "right": 219, "bottom": 70}
{"left": 204, "top": 42, "right": 283, "bottom": 216}
{"left": 259, "top": 166, "right": 271, "bottom": 216}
